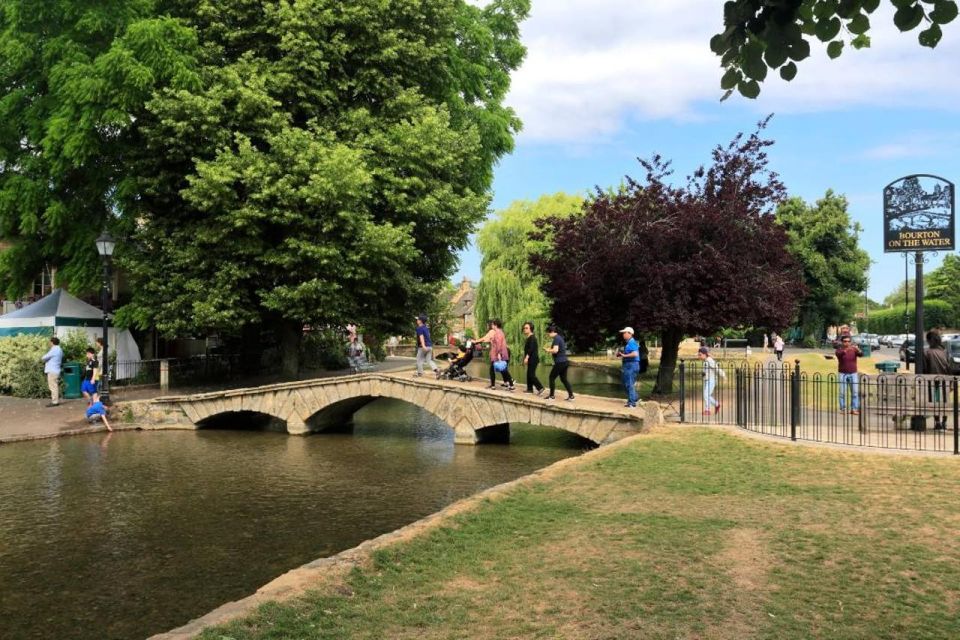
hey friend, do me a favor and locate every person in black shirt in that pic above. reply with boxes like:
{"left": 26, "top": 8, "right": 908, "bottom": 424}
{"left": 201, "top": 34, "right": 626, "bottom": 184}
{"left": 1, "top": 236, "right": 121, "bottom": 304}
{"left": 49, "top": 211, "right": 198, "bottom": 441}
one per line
{"left": 81, "top": 347, "right": 100, "bottom": 405}
{"left": 544, "top": 324, "right": 574, "bottom": 401}
{"left": 522, "top": 322, "right": 544, "bottom": 395}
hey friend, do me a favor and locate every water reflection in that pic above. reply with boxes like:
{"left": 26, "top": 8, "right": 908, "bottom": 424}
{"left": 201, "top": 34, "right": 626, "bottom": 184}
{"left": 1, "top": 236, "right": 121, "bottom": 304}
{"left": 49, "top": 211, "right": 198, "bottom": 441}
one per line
{"left": 0, "top": 397, "right": 591, "bottom": 640}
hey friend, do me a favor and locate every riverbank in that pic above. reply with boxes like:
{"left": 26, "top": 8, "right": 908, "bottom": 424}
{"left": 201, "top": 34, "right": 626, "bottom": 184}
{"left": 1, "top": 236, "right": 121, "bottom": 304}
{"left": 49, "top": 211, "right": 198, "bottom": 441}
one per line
{"left": 177, "top": 425, "right": 960, "bottom": 639}
{"left": 0, "top": 358, "right": 416, "bottom": 444}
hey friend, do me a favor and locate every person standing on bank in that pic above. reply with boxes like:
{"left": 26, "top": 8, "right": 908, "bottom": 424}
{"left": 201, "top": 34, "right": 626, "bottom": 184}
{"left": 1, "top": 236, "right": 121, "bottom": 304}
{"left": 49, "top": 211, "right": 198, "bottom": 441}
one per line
{"left": 544, "top": 324, "right": 574, "bottom": 401}
{"left": 41, "top": 337, "right": 64, "bottom": 407}
{"left": 698, "top": 346, "right": 725, "bottom": 416}
{"left": 924, "top": 330, "right": 951, "bottom": 430}
{"left": 414, "top": 315, "right": 439, "bottom": 377}
{"left": 81, "top": 347, "right": 100, "bottom": 406}
{"left": 835, "top": 334, "right": 861, "bottom": 415}
{"left": 522, "top": 322, "right": 544, "bottom": 395}
{"left": 617, "top": 327, "right": 641, "bottom": 408}
{"left": 478, "top": 319, "right": 514, "bottom": 390}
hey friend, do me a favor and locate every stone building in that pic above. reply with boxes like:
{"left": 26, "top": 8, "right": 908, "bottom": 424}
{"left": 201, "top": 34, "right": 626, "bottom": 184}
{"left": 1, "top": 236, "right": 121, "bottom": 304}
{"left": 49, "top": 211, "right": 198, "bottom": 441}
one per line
{"left": 449, "top": 277, "right": 476, "bottom": 337}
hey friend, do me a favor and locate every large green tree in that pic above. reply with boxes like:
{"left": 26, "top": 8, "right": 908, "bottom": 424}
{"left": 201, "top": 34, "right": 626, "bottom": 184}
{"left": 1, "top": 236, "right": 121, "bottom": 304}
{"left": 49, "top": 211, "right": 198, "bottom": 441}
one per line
{"left": 883, "top": 278, "right": 916, "bottom": 308}
{"left": 775, "top": 191, "right": 870, "bottom": 341}
{"left": 713, "top": 0, "right": 958, "bottom": 98}
{"left": 474, "top": 192, "right": 583, "bottom": 358}
{"left": 0, "top": 0, "right": 200, "bottom": 295}
{"left": 927, "top": 254, "right": 960, "bottom": 318}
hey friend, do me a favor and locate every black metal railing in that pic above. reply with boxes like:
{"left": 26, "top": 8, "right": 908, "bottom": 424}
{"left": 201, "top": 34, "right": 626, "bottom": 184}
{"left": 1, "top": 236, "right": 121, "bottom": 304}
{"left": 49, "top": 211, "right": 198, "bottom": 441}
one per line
{"left": 111, "top": 354, "right": 254, "bottom": 388}
{"left": 679, "top": 359, "right": 960, "bottom": 454}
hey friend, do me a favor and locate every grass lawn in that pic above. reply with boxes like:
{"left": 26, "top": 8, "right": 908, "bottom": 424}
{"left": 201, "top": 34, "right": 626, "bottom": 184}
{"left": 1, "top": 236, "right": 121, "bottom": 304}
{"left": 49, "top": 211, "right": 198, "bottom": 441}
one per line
{"left": 199, "top": 428, "right": 960, "bottom": 640}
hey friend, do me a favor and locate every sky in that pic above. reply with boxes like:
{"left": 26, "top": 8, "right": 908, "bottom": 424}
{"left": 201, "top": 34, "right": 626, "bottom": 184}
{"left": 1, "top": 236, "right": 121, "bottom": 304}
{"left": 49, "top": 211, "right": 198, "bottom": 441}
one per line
{"left": 453, "top": 0, "right": 960, "bottom": 301}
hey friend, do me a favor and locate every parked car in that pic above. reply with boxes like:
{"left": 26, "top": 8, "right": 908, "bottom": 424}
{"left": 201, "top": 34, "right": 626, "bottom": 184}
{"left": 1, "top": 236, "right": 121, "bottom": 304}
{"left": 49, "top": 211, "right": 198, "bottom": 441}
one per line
{"left": 879, "top": 335, "right": 895, "bottom": 347}
{"left": 890, "top": 334, "right": 913, "bottom": 349}
{"left": 948, "top": 339, "right": 960, "bottom": 375}
{"left": 862, "top": 333, "right": 881, "bottom": 348}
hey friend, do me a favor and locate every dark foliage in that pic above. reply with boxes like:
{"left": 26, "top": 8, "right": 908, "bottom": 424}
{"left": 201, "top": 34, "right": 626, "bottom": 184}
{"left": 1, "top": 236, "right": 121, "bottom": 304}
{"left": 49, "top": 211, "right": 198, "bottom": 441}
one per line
{"left": 531, "top": 118, "right": 805, "bottom": 392}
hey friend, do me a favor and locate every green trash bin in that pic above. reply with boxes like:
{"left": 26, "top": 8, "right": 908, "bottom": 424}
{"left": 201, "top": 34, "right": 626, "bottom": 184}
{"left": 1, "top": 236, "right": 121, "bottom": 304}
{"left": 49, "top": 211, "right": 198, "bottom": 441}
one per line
{"left": 860, "top": 343, "right": 872, "bottom": 357}
{"left": 62, "top": 362, "right": 82, "bottom": 399}
{"left": 875, "top": 360, "right": 900, "bottom": 374}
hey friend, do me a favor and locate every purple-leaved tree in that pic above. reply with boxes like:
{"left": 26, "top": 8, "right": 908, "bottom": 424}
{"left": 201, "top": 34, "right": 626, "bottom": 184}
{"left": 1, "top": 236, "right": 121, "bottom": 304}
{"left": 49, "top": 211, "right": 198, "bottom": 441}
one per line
{"left": 531, "top": 118, "right": 805, "bottom": 393}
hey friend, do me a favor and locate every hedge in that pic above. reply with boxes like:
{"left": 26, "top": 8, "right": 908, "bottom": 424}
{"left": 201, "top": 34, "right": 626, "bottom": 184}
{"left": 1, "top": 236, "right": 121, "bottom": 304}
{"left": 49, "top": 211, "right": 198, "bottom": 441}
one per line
{"left": 0, "top": 334, "right": 53, "bottom": 398}
{"left": 862, "top": 300, "right": 957, "bottom": 335}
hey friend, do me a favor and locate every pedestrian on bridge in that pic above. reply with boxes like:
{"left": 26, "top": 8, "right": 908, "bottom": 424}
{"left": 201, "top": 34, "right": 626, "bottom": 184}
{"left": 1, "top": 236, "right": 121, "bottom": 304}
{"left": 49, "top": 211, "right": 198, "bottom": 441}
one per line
{"left": 522, "top": 321, "right": 544, "bottom": 395}
{"left": 545, "top": 324, "right": 574, "bottom": 402}
{"left": 616, "top": 327, "right": 641, "bottom": 408}
{"left": 478, "top": 319, "right": 515, "bottom": 391}
{"left": 414, "top": 315, "right": 439, "bottom": 377}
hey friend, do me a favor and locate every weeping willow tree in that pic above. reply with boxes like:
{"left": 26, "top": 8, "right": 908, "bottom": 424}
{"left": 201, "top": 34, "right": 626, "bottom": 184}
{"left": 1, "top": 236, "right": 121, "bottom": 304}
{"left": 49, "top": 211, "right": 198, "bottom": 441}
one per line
{"left": 474, "top": 192, "right": 584, "bottom": 360}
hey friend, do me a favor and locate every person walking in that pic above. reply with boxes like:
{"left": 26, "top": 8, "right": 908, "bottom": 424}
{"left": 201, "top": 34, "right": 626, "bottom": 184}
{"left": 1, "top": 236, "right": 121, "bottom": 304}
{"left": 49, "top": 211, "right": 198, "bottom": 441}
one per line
{"left": 414, "top": 315, "right": 439, "bottom": 377}
{"left": 544, "top": 324, "right": 574, "bottom": 401}
{"left": 478, "top": 319, "right": 514, "bottom": 390}
{"left": 617, "top": 327, "right": 641, "bottom": 408}
{"left": 698, "top": 346, "right": 725, "bottom": 416}
{"left": 521, "top": 321, "right": 544, "bottom": 395}
{"left": 923, "top": 330, "right": 951, "bottom": 430}
{"left": 41, "top": 336, "right": 64, "bottom": 407}
{"left": 773, "top": 334, "right": 785, "bottom": 362}
{"left": 835, "top": 334, "right": 861, "bottom": 415}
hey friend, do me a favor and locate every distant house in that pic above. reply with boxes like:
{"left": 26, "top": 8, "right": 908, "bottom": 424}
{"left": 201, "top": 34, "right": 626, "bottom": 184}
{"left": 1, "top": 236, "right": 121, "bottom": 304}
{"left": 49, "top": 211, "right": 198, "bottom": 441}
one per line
{"left": 449, "top": 277, "right": 476, "bottom": 337}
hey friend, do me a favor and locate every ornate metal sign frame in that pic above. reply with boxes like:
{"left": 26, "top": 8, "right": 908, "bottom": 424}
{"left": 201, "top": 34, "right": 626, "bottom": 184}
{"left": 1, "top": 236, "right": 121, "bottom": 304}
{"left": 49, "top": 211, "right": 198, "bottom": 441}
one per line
{"left": 883, "top": 174, "right": 955, "bottom": 253}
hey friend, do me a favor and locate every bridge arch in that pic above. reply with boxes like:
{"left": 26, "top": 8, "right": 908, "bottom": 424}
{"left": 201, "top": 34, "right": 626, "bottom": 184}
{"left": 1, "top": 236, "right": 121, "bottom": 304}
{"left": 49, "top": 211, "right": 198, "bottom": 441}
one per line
{"left": 150, "top": 373, "right": 650, "bottom": 445}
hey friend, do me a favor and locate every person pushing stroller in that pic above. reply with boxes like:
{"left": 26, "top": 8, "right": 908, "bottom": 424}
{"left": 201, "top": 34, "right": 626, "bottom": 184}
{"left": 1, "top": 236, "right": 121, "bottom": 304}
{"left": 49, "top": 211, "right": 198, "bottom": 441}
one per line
{"left": 437, "top": 337, "right": 475, "bottom": 381}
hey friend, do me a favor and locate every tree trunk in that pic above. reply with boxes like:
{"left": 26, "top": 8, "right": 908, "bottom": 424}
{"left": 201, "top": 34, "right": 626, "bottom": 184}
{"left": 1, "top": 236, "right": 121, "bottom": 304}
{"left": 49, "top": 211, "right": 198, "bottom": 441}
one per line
{"left": 278, "top": 319, "right": 303, "bottom": 380}
{"left": 653, "top": 327, "right": 684, "bottom": 395}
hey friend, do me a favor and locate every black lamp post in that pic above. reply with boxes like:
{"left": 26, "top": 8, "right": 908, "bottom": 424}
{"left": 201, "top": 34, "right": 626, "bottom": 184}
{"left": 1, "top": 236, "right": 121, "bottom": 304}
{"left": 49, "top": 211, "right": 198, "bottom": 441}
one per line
{"left": 96, "top": 231, "right": 116, "bottom": 404}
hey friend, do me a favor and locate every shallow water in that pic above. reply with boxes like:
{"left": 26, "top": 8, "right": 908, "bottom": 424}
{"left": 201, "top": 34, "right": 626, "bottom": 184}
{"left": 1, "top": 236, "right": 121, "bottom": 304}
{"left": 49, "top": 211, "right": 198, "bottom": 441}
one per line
{"left": 0, "top": 395, "right": 608, "bottom": 640}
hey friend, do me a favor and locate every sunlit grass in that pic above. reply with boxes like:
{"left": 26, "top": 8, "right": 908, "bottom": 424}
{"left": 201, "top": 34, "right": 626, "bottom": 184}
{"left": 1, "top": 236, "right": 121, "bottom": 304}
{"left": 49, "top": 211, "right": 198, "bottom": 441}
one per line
{"left": 199, "top": 429, "right": 960, "bottom": 640}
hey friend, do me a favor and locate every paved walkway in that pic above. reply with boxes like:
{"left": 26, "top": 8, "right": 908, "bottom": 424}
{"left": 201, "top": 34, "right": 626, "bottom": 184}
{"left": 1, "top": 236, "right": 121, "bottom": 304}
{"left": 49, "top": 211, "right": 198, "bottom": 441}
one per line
{"left": 0, "top": 358, "right": 415, "bottom": 443}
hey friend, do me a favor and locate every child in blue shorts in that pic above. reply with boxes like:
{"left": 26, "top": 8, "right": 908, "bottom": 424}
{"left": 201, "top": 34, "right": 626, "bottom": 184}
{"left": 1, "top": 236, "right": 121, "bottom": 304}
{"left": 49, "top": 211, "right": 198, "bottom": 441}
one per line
{"left": 86, "top": 401, "right": 112, "bottom": 431}
{"left": 81, "top": 347, "right": 100, "bottom": 405}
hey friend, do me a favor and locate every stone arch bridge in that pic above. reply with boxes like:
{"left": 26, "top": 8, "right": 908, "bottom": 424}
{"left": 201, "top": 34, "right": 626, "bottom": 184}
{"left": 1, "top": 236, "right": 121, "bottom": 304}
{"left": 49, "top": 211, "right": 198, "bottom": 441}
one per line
{"left": 133, "top": 373, "right": 659, "bottom": 445}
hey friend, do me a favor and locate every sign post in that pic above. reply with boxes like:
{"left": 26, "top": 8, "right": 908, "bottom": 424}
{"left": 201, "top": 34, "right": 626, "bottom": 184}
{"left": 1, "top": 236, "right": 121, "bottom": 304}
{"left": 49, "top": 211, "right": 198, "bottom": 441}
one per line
{"left": 884, "top": 174, "right": 956, "bottom": 375}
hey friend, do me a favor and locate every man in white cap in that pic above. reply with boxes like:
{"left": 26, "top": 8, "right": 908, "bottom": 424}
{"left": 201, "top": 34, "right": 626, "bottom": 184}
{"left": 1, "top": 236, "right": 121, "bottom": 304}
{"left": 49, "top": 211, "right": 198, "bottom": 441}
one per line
{"left": 616, "top": 327, "right": 641, "bottom": 408}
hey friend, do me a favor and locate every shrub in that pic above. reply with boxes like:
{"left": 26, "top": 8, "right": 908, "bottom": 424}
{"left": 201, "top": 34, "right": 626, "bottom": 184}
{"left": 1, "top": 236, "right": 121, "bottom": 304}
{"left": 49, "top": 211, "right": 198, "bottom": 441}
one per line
{"left": 301, "top": 329, "right": 349, "bottom": 370}
{"left": 0, "top": 334, "right": 54, "bottom": 398}
{"left": 60, "top": 329, "right": 92, "bottom": 364}
{"left": 862, "top": 301, "right": 957, "bottom": 335}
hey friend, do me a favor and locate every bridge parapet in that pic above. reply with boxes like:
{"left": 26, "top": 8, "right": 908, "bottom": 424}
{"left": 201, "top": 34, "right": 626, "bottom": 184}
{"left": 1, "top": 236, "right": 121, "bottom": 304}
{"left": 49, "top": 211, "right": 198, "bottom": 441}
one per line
{"left": 137, "top": 373, "right": 660, "bottom": 445}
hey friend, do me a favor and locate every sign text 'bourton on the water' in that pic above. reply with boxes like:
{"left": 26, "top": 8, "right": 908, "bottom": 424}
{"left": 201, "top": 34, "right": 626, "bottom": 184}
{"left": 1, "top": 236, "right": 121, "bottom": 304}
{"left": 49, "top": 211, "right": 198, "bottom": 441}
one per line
{"left": 883, "top": 174, "right": 956, "bottom": 253}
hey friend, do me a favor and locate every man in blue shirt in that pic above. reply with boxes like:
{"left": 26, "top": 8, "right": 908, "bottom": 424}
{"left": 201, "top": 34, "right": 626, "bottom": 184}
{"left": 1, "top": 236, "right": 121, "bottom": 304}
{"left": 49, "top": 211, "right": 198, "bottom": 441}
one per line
{"left": 41, "top": 337, "right": 64, "bottom": 407}
{"left": 414, "top": 315, "right": 439, "bottom": 377}
{"left": 617, "top": 327, "right": 641, "bottom": 408}
{"left": 85, "top": 401, "right": 113, "bottom": 431}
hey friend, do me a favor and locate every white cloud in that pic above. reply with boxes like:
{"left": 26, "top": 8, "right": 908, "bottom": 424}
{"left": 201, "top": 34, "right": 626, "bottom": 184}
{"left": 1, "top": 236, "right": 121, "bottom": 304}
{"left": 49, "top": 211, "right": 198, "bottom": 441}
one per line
{"left": 506, "top": 0, "right": 960, "bottom": 141}
{"left": 859, "top": 131, "right": 960, "bottom": 160}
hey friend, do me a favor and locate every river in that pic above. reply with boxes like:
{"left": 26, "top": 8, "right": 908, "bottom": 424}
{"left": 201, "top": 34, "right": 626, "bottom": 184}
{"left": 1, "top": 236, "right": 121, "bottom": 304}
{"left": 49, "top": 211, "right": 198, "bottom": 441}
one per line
{"left": 0, "top": 364, "right": 626, "bottom": 640}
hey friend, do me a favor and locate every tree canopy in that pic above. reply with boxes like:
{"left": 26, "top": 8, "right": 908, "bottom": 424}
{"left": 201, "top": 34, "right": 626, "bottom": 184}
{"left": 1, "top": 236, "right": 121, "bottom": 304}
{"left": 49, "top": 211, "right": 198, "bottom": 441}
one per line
{"left": 775, "top": 191, "right": 870, "bottom": 341}
{"left": 713, "top": 0, "right": 959, "bottom": 98}
{"left": 0, "top": 0, "right": 200, "bottom": 295}
{"left": 2, "top": 0, "right": 530, "bottom": 377}
{"left": 926, "top": 254, "right": 960, "bottom": 319}
{"left": 474, "top": 192, "right": 584, "bottom": 359}
{"left": 532, "top": 120, "right": 804, "bottom": 392}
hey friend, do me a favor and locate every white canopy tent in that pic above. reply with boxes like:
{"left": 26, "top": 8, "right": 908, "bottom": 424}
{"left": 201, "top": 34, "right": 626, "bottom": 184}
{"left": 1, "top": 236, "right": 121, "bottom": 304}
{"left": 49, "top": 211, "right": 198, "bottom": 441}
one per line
{"left": 0, "top": 289, "right": 142, "bottom": 373}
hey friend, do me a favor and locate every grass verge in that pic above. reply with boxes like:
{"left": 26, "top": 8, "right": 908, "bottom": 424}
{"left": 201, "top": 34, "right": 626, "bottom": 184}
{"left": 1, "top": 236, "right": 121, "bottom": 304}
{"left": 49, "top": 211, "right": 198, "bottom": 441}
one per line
{"left": 198, "top": 428, "right": 960, "bottom": 640}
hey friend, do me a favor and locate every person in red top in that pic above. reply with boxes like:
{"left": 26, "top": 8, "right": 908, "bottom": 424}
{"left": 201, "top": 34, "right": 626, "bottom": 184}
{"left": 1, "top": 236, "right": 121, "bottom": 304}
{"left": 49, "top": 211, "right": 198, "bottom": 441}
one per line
{"left": 835, "top": 334, "right": 861, "bottom": 414}
{"left": 476, "top": 319, "right": 514, "bottom": 391}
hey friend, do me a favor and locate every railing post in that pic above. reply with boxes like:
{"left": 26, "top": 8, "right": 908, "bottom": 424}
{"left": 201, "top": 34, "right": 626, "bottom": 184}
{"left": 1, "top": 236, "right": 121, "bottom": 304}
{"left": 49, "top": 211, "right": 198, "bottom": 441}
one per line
{"left": 160, "top": 359, "right": 170, "bottom": 393}
{"left": 678, "top": 360, "right": 686, "bottom": 423}
{"left": 954, "top": 378, "right": 959, "bottom": 456}
{"left": 790, "top": 359, "right": 800, "bottom": 441}
{"left": 735, "top": 367, "right": 743, "bottom": 427}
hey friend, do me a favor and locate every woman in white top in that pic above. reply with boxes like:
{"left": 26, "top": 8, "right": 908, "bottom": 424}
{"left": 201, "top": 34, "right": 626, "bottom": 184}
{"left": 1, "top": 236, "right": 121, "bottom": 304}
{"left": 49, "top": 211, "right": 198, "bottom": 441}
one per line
{"left": 698, "top": 346, "right": 725, "bottom": 416}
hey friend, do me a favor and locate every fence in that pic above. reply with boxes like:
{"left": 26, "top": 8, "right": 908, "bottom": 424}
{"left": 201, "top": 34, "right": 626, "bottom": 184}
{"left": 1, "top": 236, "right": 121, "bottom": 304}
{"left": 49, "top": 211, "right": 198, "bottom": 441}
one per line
{"left": 112, "top": 354, "right": 251, "bottom": 388}
{"left": 678, "top": 360, "right": 960, "bottom": 454}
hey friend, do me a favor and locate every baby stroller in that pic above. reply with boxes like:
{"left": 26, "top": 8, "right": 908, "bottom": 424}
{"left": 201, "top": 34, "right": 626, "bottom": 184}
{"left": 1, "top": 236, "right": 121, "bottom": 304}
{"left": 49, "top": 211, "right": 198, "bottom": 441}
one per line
{"left": 347, "top": 338, "right": 375, "bottom": 373}
{"left": 437, "top": 339, "right": 474, "bottom": 381}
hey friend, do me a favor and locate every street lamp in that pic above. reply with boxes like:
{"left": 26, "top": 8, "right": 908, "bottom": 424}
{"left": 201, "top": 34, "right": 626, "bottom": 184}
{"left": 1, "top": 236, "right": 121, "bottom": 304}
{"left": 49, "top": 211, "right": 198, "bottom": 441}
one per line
{"left": 96, "top": 231, "right": 115, "bottom": 404}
